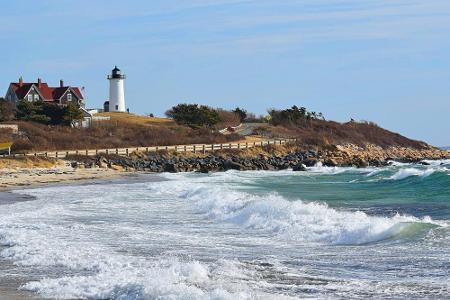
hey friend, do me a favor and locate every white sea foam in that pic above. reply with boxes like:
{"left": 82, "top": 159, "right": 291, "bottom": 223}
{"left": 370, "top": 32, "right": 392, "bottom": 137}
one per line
{"left": 388, "top": 168, "right": 436, "bottom": 180}
{"left": 147, "top": 179, "right": 442, "bottom": 245}
{"left": 21, "top": 258, "right": 246, "bottom": 300}
{"left": 1, "top": 170, "right": 448, "bottom": 299}
{"left": 421, "top": 159, "right": 450, "bottom": 166}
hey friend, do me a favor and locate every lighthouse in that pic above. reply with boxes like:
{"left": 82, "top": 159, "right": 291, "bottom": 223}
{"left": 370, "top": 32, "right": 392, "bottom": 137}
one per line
{"left": 107, "top": 66, "right": 126, "bottom": 112}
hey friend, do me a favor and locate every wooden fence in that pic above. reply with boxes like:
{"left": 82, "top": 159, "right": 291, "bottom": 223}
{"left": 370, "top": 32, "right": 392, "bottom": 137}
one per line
{"left": 2, "top": 138, "right": 297, "bottom": 159}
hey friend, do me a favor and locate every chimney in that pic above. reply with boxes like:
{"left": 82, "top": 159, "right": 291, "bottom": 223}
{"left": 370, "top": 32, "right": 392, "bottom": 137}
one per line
{"left": 38, "top": 78, "right": 42, "bottom": 88}
{"left": 19, "top": 76, "right": 23, "bottom": 87}
{"left": 60, "top": 79, "right": 64, "bottom": 88}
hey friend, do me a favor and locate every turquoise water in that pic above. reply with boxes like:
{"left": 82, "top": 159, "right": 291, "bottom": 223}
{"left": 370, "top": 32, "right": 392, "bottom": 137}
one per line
{"left": 0, "top": 160, "right": 449, "bottom": 299}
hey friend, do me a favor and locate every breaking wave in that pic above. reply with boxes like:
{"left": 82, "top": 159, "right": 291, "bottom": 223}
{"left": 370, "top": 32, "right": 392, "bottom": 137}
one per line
{"left": 388, "top": 168, "right": 436, "bottom": 180}
{"left": 150, "top": 179, "right": 443, "bottom": 245}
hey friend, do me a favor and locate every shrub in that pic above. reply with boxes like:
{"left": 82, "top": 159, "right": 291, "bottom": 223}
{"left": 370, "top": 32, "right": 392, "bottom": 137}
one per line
{"left": 232, "top": 107, "right": 247, "bottom": 122}
{"left": 166, "top": 104, "right": 220, "bottom": 128}
{"left": 0, "top": 98, "right": 16, "bottom": 122}
{"left": 215, "top": 109, "right": 240, "bottom": 129}
{"left": 16, "top": 101, "right": 84, "bottom": 126}
{"left": 268, "top": 105, "right": 324, "bottom": 127}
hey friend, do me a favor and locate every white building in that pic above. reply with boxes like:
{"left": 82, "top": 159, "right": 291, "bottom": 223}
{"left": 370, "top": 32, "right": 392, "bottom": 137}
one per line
{"left": 107, "top": 66, "right": 126, "bottom": 112}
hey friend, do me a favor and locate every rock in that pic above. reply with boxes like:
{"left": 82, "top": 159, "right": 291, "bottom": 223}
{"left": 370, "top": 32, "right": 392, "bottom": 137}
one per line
{"left": 292, "top": 163, "right": 307, "bottom": 171}
{"left": 111, "top": 164, "right": 124, "bottom": 171}
{"left": 352, "top": 157, "right": 369, "bottom": 168}
{"left": 97, "top": 156, "right": 109, "bottom": 168}
{"left": 224, "top": 160, "right": 244, "bottom": 171}
{"left": 198, "top": 166, "right": 210, "bottom": 173}
{"left": 164, "top": 163, "right": 179, "bottom": 173}
{"left": 323, "top": 158, "right": 338, "bottom": 167}
{"left": 303, "top": 158, "right": 318, "bottom": 167}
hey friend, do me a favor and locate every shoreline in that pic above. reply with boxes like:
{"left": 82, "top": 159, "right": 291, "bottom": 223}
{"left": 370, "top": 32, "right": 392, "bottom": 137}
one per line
{"left": 1, "top": 143, "right": 448, "bottom": 191}
{"left": 0, "top": 166, "right": 125, "bottom": 192}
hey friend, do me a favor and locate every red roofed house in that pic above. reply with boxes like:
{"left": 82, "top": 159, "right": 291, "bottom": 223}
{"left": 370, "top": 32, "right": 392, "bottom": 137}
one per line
{"left": 4, "top": 77, "right": 93, "bottom": 127}
{"left": 5, "top": 77, "right": 85, "bottom": 108}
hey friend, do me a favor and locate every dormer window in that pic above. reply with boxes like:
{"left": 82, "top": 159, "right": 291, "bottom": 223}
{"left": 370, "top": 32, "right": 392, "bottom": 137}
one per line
{"left": 34, "top": 94, "right": 39, "bottom": 101}
{"left": 27, "top": 94, "right": 32, "bottom": 102}
{"left": 67, "top": 93, "right": 72, "bottom": 101}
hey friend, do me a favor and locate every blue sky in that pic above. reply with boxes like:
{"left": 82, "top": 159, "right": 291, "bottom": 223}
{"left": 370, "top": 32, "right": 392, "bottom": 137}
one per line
{"left": 1, "top": 0, "right": 449, "bottom": 145}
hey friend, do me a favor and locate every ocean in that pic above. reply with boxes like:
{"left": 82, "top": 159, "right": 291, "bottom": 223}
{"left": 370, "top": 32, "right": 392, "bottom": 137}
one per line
{"left": 1, "top": 160, "right": 450, "bottom": 299}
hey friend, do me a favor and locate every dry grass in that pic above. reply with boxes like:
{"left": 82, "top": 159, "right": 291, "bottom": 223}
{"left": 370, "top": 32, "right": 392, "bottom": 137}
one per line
{"left": 215, "top": 110, "right": 241, "bottom": 129}
{"left": 96, "top": 112, "right": 175, "bottom": 126}
{"left": 0, "top": 156, "right": 60, "bottom": 169}
{"left": 252, "top": 120, "right": 429, "bottom": 149}
{"left": 5, "top": 121, "right": 241, "bottom": 153}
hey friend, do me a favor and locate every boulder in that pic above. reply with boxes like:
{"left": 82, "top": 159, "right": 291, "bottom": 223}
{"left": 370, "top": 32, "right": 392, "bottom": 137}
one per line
{"left": 224, "top": 160, "right": 244, "bottom": 171}
{"left": 96, "top": 156, "right": 109, "bottom": 169}
{"left": 164, "top": 163, "right": 179, "bottom": 173}
{"left": 303, "top": 158, "right": 318, "bottom": 167}
{"left": 323, "top": 158, "right": 338, "bottom": 167}
{"left": 292, "top": 163, "right": 307, "bottom": 171}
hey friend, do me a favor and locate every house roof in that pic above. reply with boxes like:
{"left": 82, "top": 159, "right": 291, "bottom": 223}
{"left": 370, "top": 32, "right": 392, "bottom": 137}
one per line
{"left": 9, "top": 80, "right": 84, "bottom": 101}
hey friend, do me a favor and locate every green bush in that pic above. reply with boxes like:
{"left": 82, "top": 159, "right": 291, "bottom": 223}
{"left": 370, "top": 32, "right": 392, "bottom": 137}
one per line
{"left": 166, "top": 103, "right": 221, "bottom": 128}
{"left": 268, "top": 105, "right": 324, "bottom": 127}
{"left": 16, "top": 101, "right": 83, "bottom": 126}
{"left": 0, "top": 98, "right": 16, "bottom": 122}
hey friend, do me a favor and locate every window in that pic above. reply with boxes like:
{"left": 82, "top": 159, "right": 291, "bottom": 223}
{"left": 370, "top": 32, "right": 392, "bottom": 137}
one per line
{"left": 115, "top": 105, "right": 118, "bottom": 110}
{"left": 27, "top": 94, "right": 32, "bottom": 102}
{"left": 67, "top": 93, "right": 72, "bottom": 101}
{"left": 34, "top": 94, "right": 39, "bottom": 101}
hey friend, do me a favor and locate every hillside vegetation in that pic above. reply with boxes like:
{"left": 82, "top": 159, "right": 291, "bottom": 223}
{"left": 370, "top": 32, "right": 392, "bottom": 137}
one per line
{"left": 1, "top": 119, "right": 240, "bottom": 153}
{"left": 0, "top": 103, "right": 431, "bottom": 153}
{"left": 97, "top": 112, "right": 175, "bottom": 126}
{"left": 253, "top": 120, "right": 428, "bottom": 149}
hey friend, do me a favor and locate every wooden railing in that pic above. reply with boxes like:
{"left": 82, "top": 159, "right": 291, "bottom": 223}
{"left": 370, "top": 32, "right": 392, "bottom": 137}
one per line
{"left": 2, "top": 138, "right": 297, "bottom": 158}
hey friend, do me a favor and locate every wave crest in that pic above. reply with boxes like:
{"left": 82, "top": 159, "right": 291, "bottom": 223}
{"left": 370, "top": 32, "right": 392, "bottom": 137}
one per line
{"left": 153, "top": 181, "right": 442, "bottom": 245}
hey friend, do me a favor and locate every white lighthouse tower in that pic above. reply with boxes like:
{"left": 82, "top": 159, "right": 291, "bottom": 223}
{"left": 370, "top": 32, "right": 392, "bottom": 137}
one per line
{"left": 107, "top": 66, "right": 126, "bottom": 112}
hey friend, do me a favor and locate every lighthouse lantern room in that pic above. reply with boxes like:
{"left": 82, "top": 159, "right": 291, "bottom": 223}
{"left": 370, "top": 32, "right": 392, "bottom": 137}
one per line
{"left": 107, "top": 66, "right": 126, "bottom": 112}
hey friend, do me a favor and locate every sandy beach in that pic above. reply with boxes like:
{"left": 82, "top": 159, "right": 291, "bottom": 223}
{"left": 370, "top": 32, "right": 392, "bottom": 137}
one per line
{"left": 0, "top": 164, "right": 123, "bottom": 192}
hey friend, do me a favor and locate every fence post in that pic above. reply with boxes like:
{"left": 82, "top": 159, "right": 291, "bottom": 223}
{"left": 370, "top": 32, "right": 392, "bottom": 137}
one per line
{"left": 116, "top": 148, "right": 118, "bottom": 155}
{"left": 184, "top": 145, "right": 187, "bottom": 152}
{"left": 193, "top": 145, "right": 196, "bottom": 153}
{"left": 86, "top": 149, "right": 88, "bottom": 156}
{"left": 238, "top": 143, "right": 240, "bottom": 150}
{"left": 106, "top": 149, "right": 109, "bottom": 155}
{"left": 202, "top": 145, "right": 205, "bottom": 154}
{"left": 55, "top": 152, "right": 58, "bottom": 158}
{"left": 246, "top": 142, "right": 248, "bottom": 149}
{"left": 126, "top": 148, "right": 129, "bottom": 156}
{"left": 229, "top": 143, "right": 232, "bottom": 149}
